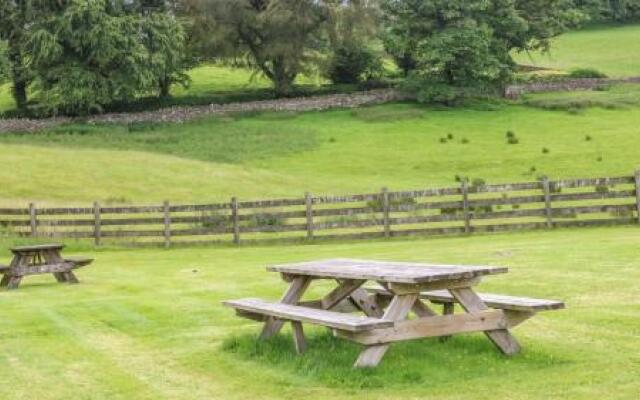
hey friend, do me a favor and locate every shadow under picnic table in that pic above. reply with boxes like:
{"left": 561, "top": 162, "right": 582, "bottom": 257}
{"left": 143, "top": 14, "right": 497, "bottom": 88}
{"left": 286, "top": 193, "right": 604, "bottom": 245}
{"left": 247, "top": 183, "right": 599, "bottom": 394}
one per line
{"left": 220, "top": 330, "right": 572, "bottom": 389}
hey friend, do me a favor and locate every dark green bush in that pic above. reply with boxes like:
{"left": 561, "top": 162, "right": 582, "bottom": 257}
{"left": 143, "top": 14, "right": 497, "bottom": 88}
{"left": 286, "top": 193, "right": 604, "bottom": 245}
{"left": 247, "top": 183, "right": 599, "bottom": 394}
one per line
{"left": 326, "top": 43, "right": 383, "bottom": 84}
{"left": 567, "top": 68, "right": 608, "bottom": 79}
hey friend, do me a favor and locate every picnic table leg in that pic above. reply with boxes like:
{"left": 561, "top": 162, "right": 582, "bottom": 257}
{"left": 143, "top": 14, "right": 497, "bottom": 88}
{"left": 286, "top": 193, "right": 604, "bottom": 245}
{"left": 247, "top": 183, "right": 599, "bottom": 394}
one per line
{"left": 449, "top": 287, "right": 521, "bottom": 355}
{"left": 63, "top": 271, "right": 79, "bottom": 284}
{"left": 0, "top": 274, "right": 11, "bottom": 287}
{"left": 260, "top": 276, "right": 311, "bottom": 340}
{"left": 291, "top": 321, "right": 306, "bottom": 354}
{"left": 6, "top": 276, "right": 23, "bottom": 290}
{"left": 53, "top": 273, "right": 68, "bottom": 283}
{"left": 354, "top": 293, "right": 418, "bottom": 368}
{"left": 439, "top": 302, "right": 455, "bottom": 342}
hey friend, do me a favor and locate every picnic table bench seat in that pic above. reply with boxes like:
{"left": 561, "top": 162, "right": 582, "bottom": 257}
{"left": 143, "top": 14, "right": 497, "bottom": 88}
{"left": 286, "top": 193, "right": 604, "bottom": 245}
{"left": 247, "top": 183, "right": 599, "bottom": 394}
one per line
{"left": 64, "top": 257, "right": 94, "bottom": 268}
{"left": 224, "top": 298, "right": 393, "bottom": 332}
{"left": 0, "top": 265, "right": 9, "bottom": 273}
{"left": 367, "top": 288, "right": 565, "bottom": 312}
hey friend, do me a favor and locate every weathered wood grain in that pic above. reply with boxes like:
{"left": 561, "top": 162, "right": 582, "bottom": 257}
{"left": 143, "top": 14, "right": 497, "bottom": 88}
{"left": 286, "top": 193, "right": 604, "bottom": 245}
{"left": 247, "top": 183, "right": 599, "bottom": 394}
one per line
{"left": 341, "top": 310, "right": 507, "bottom": 345}
{"left": 225, "top": 298, "right": 392, "bottom": 332}
{"left": 260, "top": 276, "right": 311, "bottom": 339}
{"left": 267, "top": 259, "right": 507, "bottom": 284}
{"left": 368, "top": 288, "right": 565, "bottom": 312}
{"left": 353, "top": 294, "right": 418, "bottom": 367}
{"left": 450, "top": 288, "right": 521, "bottom": 355}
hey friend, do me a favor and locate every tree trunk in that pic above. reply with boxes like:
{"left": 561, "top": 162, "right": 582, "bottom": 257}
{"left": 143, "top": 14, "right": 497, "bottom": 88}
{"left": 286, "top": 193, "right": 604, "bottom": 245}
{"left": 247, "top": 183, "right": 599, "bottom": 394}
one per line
{"left": 271, "top": 57, "right": 295, "bottom": 97}
{"left": 159, "top": 76, "right": 171, "bottom": 98}
{"left": 12, "top": 79, "right": 28, "bottom": 111}
{"left": 8, "top": 43, "right": 28, "bottom": 111}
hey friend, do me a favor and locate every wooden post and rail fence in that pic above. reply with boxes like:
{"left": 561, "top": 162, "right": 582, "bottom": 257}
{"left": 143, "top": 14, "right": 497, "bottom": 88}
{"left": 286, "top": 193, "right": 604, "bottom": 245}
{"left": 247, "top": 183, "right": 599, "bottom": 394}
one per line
{"left": 2, "top": 171, "right": 640, "bottom": 248}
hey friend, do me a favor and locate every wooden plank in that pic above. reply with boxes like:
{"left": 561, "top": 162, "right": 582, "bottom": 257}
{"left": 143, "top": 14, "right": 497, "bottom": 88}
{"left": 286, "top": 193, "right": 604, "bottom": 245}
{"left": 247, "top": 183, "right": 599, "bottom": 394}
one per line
{"left": 553, "top": 218, "right": 635, "bottom": 228}
{"left": 239, "top": 223, "right": 308, "bottom": 233}
{"left": 305, "top": 192, "right": 314, "bottom": 240}
{"left": 542, "top": 177, "right": 553, "bottom": 228}
{"left": 313, "top": 219, "right": 381, "bottom": 231}
{"left": 341, "top": 310, "right": 506, "bottom": 345}
{"left": 313, "top": 206, "right": 377, "bottom": 218}
{"left": 260, "top": 276, "right": 311, "bottom": 339}
{"left": 412, "top": 299, "right": 438, "bottom": 317}
{"left": 168, "top": 203, "right": 230, "bottom": 212}
{"left": 238, "top": 198, "right": 306, "bottom": 208}
{"left": 36, "top": 207, "right": 94, "bottom": 215}
{"left": 311, "top": 193, "right": 380, "bottom": 205}
{"left": 353, "top": 294, "right": 418, "bottom": 368}
{"left": 450, "top": 288, "right": 521, "bottom": 355}
{"left": 291, "top": 321, "right": 306, "bottom": 354}
{"left": 268, "top": 259, "right": 507, "bottom": 284}
{"left": 163, "top": 201, "right": 171, "bottom": 248}
{"left": 370, "top": 288, "right": 565, "bottom": 312}
{"left": 321, "top": 280, "right": 365, "bottom": 310}
{"left": 0, "top": 208, "right": 29, "bottom": 215}
{"left": 231, "top": 197, "right": 240, "bottom": 244}
{"left": 94, "top": 201, "right": 101, "bottom": 246}
{"left": 550, "top": 190, "right": 634, "bottom": 203}
{"left": 11, "top": 262, "right": 75, "bottom": 276}
{"left": 11, "top": 243, "right": 65, "bottom": 253}
{"left": 550, "top": 176, "right": 634, "bottom": 188}
{"left": 225, "top": 298, "right": 391, "bottom": 332}
{"left": 349, "top": 288, "right": 384, "bottom": 318}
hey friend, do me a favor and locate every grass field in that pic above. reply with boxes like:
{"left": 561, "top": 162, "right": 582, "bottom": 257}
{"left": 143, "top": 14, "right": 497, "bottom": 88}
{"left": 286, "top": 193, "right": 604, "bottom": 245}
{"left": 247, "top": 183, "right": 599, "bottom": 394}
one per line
{"left": 513, "top": 24, "right": 640, "bottom": 77}
{"left": 1, "top": 96, "right": 640, "bottom": 206}
{"left": 0, "top": 226, "right": 638, "bottom": 399}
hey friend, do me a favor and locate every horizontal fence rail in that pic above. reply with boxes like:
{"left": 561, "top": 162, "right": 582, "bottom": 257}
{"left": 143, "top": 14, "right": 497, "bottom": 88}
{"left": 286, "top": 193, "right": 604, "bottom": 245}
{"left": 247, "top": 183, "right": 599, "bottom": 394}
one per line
{"left": 2, "top": 172, "right": 640, "bottom": 248}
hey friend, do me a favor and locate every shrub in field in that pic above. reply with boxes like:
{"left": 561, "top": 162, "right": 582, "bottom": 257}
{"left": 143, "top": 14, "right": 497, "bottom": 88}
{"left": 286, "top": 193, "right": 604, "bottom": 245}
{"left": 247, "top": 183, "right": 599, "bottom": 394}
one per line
{"left": 326, "top": 43, "right": 383, "bottom": 84}
{"left": 567, "top": 68, "right": 608, "bottom": 79}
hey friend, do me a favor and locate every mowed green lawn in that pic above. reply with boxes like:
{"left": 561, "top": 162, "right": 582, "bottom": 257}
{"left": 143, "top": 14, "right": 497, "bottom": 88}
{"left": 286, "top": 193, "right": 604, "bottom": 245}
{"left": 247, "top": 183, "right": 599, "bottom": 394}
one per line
{"left": 513, "top": 24, "right": 640, "bottom": 77}
{"left": 0, "top": 226, "right": 638, "bottom": 399}
{"left": 2, "top": 98, "right": 640, "bottom": 206}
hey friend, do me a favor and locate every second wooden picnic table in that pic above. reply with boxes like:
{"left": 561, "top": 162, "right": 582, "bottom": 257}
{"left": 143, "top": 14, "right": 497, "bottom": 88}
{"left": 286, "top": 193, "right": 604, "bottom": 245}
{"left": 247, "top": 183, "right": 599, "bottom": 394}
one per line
{"left": 0, "top": 244, "right": 93, "bottom": 290}
{"left": 225, "top": 258, "right": 564, "bottom": 368}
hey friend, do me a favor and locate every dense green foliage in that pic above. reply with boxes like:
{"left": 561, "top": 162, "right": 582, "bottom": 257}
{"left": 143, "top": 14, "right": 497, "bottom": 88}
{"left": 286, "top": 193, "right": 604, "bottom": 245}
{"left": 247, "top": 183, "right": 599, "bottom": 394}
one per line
{"left": 187, "top": 0, "right": 379, "bottom": 95}
{"left": 382, "top": 0, "right": 584, "bottom": 102}
{"left": 576, "top": 0, "right": 640, "bottom": 21}
{"left": 325, "top": 42, "right": 383, "bottom": 84}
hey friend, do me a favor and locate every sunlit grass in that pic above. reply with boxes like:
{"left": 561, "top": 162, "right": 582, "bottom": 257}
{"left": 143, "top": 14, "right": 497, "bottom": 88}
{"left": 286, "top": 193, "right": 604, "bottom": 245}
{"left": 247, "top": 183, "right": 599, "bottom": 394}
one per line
{"left": 0, "top": 226, "right": 638, "bottom": 399}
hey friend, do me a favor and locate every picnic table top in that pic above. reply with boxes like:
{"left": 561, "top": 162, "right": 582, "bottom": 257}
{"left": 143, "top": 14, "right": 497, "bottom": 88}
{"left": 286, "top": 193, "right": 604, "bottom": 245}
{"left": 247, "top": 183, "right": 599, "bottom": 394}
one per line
{"left": 11, "top": 243, "right": 65, "bottom": 253}
{"left": 267, "top": 258, "right": 507, "bottom": 284}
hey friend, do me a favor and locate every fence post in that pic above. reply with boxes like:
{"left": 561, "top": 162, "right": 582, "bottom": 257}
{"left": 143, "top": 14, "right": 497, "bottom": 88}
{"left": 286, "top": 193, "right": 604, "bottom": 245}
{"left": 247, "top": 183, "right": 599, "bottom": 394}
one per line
{"left": 305, "top": 192, "right": 314, "bottom": 240}
{"left": 93, "top": 201, "right": 101, "bottom": 246}
{"left": 163, "top": 200, "right": 171, "bottom": 248}
{"left": 542, "top": 176, "right": 553, "bottom": 228}
{"left": 382, "top": 187, "right": 391, "bottom": 238}
{"left": 29, "top": 202, "right": 37, "bottom": 237}
{"left": 461, "top": 181, "right": 471, "bottom": 234}
{"left": 231, "top": 197, "right": 240, "bottom": 244}
{"left": 634, "top": 170, "right": 640, "bottom": 224}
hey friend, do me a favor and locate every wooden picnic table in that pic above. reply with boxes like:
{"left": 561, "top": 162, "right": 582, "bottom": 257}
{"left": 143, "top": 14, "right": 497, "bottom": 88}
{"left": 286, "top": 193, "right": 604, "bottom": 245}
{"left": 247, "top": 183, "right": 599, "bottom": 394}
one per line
{"left": 0, "top": 244, "right": 93, "bottom": 290}
{"left": 225, "top": 258, "right": 564, "bottom": 368}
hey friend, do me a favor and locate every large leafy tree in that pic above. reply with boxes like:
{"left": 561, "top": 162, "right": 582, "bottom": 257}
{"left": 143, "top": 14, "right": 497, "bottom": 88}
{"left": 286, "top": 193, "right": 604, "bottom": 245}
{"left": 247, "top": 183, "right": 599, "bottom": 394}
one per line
{"left": 382, "top": 0, "right": 584, "bottom": 77}
{"left": 127, "top": 0, "right": 192, "bottom": 97}
{"left": 382, "top": 0, "right": 584, "bottom": 102}
{"left": 0, "top": 0, "right": 42, "bottom": 111}
{"left": 28, "top": 0, "right": 155, "bottom": 115}
{"left": 186, "top": 0, "right": 330, "bottom": 96}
